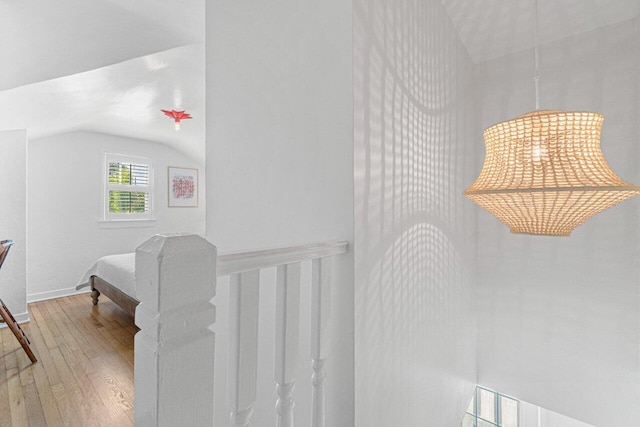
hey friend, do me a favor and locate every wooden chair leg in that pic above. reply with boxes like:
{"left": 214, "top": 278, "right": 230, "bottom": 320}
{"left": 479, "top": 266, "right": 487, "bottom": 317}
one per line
{"left": 0, "top": 299, "right": 37, "bottom": 363}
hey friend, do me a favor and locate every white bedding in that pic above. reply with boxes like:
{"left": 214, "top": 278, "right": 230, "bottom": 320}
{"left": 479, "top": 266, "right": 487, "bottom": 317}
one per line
{"left": 76, "top": 253, "right": 137, "bottom": 299}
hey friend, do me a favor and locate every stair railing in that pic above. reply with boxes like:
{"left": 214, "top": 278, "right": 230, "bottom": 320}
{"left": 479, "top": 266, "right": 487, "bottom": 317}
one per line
{"left": 134, "top": 234, "right": 348, "bottom": 427}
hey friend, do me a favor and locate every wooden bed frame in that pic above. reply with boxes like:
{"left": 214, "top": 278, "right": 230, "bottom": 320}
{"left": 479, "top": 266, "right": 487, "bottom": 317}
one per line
{"left": 90, "top": 275, "right": 140, "bottom": 320}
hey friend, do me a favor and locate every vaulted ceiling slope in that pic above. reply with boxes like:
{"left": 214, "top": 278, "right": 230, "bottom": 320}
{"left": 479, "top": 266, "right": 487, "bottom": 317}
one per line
{"left": 0, "top": 44, "right": 205, "bottom": 160}
{"left": 440, "top": 0, "right": 640, "bottom": 63}
{"left": 0, "top": 0, "right": 205, "bottom": 159}
{"left": 0, "top": 0, "right": 204, "bottom": 90}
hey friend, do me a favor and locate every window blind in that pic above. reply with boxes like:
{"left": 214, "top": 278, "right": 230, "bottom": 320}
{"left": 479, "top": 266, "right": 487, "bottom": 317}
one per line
{"left": 107, "top": 161, "right": 151, "bottom": 214}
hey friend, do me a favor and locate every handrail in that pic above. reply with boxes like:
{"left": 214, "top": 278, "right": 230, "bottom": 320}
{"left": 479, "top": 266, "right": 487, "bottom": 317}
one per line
{"left": 217, "top": 240, "right": 349, "bottom": 276}
{"left": 133, "top": 235, "right": 348, "bottom": 426}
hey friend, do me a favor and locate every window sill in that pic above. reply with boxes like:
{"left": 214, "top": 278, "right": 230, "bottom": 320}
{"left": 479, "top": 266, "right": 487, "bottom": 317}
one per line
{"left": 98, "top": 219, "right": 157, "bottom": 229}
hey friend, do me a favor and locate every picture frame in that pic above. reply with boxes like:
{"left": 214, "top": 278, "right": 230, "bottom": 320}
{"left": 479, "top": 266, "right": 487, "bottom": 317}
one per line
{"left": 168, "top": 167, "right": 198, "bottom": 207}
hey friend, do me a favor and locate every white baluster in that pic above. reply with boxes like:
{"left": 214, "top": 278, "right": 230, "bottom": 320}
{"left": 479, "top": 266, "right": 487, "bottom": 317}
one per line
{"left": 228, "top": 270, "right": 261, "bottom": 427}
{"left": 134, "top": 234, "right": 217, "bottom": 427}
{"left": 274, "top": 263, "right": 302, "bottom": 427}
{"left": 310, "top": 257, "right": 332, "bottom": 427}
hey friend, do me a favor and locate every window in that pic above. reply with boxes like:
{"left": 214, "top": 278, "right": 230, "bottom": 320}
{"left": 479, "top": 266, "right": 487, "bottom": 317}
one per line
{"left": 462, "top": 386, "right": 519, "bottom": 427}
{"left": 104, "top": 153, "right": 152, "bottom": 220}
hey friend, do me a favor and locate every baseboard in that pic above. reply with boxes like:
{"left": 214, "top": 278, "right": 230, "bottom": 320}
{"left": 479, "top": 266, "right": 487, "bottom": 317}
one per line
{"left": 27, "top": 286, "right": 91, "bottom": 304}
{"left": 0, "top": 311, "right": 30, "bottom": 327}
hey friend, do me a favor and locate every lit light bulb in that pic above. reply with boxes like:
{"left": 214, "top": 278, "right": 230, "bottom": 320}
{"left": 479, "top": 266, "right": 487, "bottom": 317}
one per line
{"left": 531, "top": 138, "right": 548, "bottom": 163}
{"left": 175, "top": 121, "right": 180, "bottom": 131}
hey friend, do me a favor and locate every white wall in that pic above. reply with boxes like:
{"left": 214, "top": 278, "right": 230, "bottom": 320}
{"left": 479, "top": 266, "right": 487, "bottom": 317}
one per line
{"left": 521, "top": 401, "right": 594, "bottom": 427}
{"left": 0, "top": 130, "right": 28, "bottom": 322}
{"left": 206, "top": 0, "right": 354, "bottom": 426}
{"left": 353, "top": 0, "right": 478, "bottom": 425}
{"left": 27, "top": 131, "right": 205, "bottom": 301}
{"left": 475, "top": 19, "right": 640, "bottom": 427}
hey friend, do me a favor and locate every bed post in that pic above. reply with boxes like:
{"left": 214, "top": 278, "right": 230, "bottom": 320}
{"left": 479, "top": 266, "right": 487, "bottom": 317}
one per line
{"left": 133, "top": 234, "right": 216, "bottom": 427}
{"left": 90, "top": 276, "right": 100, "bottom": 305}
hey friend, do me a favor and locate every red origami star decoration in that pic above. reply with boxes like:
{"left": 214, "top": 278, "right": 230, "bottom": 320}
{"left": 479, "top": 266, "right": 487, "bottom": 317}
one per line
{"left": 161, "top": 109, "right": 193, "bottom": 130}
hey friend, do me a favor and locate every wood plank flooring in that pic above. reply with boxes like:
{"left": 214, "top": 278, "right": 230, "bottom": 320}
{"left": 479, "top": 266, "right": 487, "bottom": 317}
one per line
{"left": 0, "top": 294, "right": 135, "bottom": 426}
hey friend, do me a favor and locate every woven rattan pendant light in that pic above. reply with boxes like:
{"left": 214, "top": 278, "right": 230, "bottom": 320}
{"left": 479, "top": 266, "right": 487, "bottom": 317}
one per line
{"left": 463, "top": 1, "right": 640, "bottom": 236}
{"left": 464, "top": 110, "right": 640, "bottom": 236}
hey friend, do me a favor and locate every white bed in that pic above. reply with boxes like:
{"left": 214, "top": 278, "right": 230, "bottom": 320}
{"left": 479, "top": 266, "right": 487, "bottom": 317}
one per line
{"left": 76, "top": 253, "right": 138, "bottom": 318}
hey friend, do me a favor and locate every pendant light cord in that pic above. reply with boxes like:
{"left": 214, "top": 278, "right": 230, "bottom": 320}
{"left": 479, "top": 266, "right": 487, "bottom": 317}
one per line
{"left": 534, "top": 0, "right": 540, "bottom": 110}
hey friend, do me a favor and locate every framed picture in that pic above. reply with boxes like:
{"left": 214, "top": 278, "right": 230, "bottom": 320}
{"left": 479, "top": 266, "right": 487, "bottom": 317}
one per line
{"left": 168, "top": 167, "right": 198, "bottom": 207}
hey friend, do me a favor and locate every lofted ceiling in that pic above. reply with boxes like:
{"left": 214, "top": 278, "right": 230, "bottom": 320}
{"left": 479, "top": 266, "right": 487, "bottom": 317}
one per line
{"left": 440, "top": 0, "right": 640, "bottom": 63}
{"left": 3, "top": 0, "right": 638, "bottom": 158}
{"left": 0, "top": 0, "right": 205, "bottom": 159}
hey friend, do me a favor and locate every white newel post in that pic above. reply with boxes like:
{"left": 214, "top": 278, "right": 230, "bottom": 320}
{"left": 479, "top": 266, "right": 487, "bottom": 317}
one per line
{"left": 134, "top": 234, "right": 217, "bottom": 427}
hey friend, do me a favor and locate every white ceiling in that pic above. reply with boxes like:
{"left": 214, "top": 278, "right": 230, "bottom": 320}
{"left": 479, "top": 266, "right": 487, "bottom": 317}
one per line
{"left": 3, "top": 0, "right": 637, "bottom": 156}
{"left": 0, "top": 0, "right": 205, "bottom": 159}
{"left": 440, "top": 0, "right": 640, "bottom": 63}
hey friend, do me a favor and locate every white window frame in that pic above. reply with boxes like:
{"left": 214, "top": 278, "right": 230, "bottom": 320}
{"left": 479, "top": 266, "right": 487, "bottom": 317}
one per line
{"left": 463, "top": 386, "right": 519, "bottom": 427}
{"left": 103, "top": 152, "right": 154, "bottom": 221}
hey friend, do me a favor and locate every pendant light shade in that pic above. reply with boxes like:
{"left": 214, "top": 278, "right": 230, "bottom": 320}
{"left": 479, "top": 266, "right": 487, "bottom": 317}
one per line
{"left": 464, "top": 110, "right": 640, "bottom": 236}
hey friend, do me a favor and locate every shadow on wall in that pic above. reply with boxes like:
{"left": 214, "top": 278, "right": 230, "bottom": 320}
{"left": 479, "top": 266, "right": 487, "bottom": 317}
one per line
{"left": 354, "top": 0, "right": 478, "bottom": 426}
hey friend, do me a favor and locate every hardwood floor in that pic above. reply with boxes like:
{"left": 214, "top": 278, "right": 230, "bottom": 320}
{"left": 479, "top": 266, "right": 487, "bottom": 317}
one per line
{"left": 0, "top": 294, "right": 136, "bottom": 426}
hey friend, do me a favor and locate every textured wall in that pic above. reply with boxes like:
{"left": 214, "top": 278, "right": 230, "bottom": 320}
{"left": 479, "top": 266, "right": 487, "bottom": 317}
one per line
{"left": 354, "top": 0, "right": 478, "bottom": 425}
{"left": 475, "top": 19, "right": 640, "bottom": 427}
